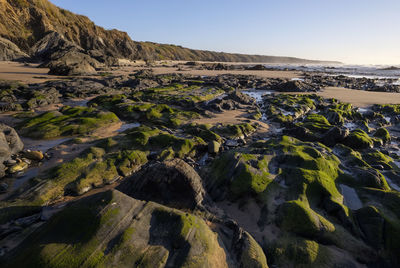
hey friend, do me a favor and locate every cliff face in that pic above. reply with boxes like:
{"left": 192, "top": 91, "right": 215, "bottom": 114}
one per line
{"left": 0, "top": 0, "right": 137, "bottom": 59}
{"left": 0, "top": 0, "right": 340, "bottom": 64}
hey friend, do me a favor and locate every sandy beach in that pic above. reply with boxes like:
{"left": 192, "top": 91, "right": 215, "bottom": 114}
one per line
{"left": 1, "top": 61, "right": 400, "bottom": 108}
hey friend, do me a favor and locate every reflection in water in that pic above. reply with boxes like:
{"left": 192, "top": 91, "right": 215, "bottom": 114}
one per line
{"left": 12, "top": 167, "right": 39, "bottom": 190}
{"left": 384, "top": 174, "right": 400, "bottom": 192}
{"left": 339, "top": 184, "right": 363, "bottom": 210}
{"left": 117, "top": 122, "right": 141, "bottom": 133}
{"left": 21, "top": 137, "right": 71, "bottom": 153}
{"left": 242, "top": 90, "right": 272, "bottom": 103}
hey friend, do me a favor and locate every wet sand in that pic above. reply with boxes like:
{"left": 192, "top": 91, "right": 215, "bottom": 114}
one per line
{"left": 0, "top": 61, "right": 63, "bottom": 83}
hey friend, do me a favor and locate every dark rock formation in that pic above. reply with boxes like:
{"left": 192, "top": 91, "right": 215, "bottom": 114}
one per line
{"left": 118, "top": 159, "right": 208, "bottom": 210}
{"left": 0, "top": 37, "right": 28, "bottom": 61}
{"left": 0, "top": 123, "right": 23, "bottom": 177}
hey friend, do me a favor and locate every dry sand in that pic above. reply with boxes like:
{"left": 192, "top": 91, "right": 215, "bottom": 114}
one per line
{"left": 317, "top": 87, "right": 400, "bottom": 107}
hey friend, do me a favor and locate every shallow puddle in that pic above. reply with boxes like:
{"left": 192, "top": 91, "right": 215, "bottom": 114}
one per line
{"left": 384, "top": 173, "right": 400, "bottom": 191}
{"left": 12, "top": 167, "right": 39, "bottom": 190}
{"left": 22, "top": 137, "right": 71, "bottom": 153}
{"left": 339, "top": 184, "right": 363, "bottom": 210}
{"left": 242, "top": 90, "right": 272, "bottom": 103}
{"left": 117, "top": 122, "right": 141, "bottom": 132}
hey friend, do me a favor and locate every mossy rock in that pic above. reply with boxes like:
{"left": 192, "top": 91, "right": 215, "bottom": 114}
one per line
{"left": 13, "top": 146, "right": 149, "bottom": 205}
{"left": 362, "top": 149, "right": 393, "bottom": 170}
{"left": 18, "top": 106, "right": 120, "bottom": 139}
{"left": 4, "top": 190, "right": 230, "bottom": 268}
{"left": 268, "top": 236, "right": 331, "bottom": 266}
{"left": 210, "top": 152, "right": 272, "bottom": 199}
{"left": 355, "top": 206, "right": 384, "bottom": 248}
{"left": 343, "top": 129, "right": 373, "bottom": 150}
{"left": 213, "top": 123, "right": 256, "bottom": 139}
{"left": 184, "top": 124, "right": 222, "bottom": 143}
{"left": 239, "top": 231, "right": 269, "bottom": 268}
{"left": 277, "top": 200, "right": 335, "bottom": 239}
{"left": 113, "top": 102, "right": 200, "bottom": 127}
{"left": 373, "top": 127, "right": 391, "bottom": 144}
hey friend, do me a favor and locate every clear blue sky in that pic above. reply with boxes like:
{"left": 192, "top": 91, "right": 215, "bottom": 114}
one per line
{"left": 51, "top": 0, "right": 400, "bottom": 65}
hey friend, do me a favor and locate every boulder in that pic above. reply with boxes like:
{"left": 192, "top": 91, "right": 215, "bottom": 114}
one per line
{"left": 373, "top": 127, "right": 391, "bottom": 144}
{"left": 33, "top": 32, "right": 102, "bottom": 76}
{"left": 343, "top": 129, "right": 374, "bottom": 150}
{"left": 322, "top": 126, "right": 349, "bottom": 146}
{"left": 118, "top": 159, "right": 208, "bottom": 210}
{"left": 22, "top": 150, "right": 44, "bottom": 161}
{"left": 0, "top": 124, "right": 23, "bottom": 177}
{"left": 0, "top": 124, "right": 23, "bottom": 156}
{"left": 0, "top": 37, "right": 28, "bottom": 61}
{"left": 9, "top": 161, "right": 28, "bottom": 174}
{"left": 47, "top": 52, "right": 98, "bottom": 76}
{"left": 208, "top": 141, "right": 221, "bottom": 154}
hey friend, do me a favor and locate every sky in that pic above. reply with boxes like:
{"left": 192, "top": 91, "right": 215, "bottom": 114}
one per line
{"left": 51, "top": 0, "right": 400, "bottom": 65}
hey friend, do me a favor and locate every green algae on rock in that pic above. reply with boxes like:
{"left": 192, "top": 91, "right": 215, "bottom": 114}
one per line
{"left": 3, "top": 190, "right": 267, "bottom": 268}
{"left": 343, "top": 129, "right": 374, "bottom": 150}
{"left": 18, "top": 106, "right": 120, "bottom": 139}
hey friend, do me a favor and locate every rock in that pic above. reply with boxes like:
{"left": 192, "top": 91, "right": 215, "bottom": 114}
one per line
{"left": 322, "top": 126, "right": 349, "bottom": 146}
{"left": 0, "top": 37, "right": 28, "bottom": 61}
{"left": 47, "top": 54, "right": 98, "bottom": 76}
{"left": 352, "top": 168, "right": 389, "bottom": 190}
{"left": 355, "top": 206, "right": 384, "bottom": 248}
{"left": 208, "top": 141, "right": 221, "bottom": 154}
{"left": 285, "top": 125, "right": 319, "bottom": 142}
{"left": 14, "top": 214, "right": 40, "bottom": 227}
{"left": 22, "top": 150, "right": 44, "bottom": 161}
{"left": 0, "top": 163, "right": 5, "bottom": 178}
{"left": 373, "top": 127, "right": 391, "bottom": 144}
{"left": 0, "top": 134, "right": 11, "bottom": 165}
{"left": 271, "top": 80, "right": 318, "bottom": 92}
{"left": 226, "top": 90, "right": 256, "bottom": 105}
{"left": 0, "top": 182, "right": 8, "bottom": 193}
{"left": 246, "top": 64, "right": 268, "bottom": 71}
{"left": 221, "top": 99, "right": 236, "bottom": 110}
{"left": 4, "top": 190, "right": 232, "bottom": 268}
{"left": 0, "top": 124, "right": 23, "bottom": 177}
{"left": 118, "top": 159, "right": 208, "bottom": 210}
{"left": 225, "top": 139, "right": 239, "bottom": 147}
{"left": 343, "top": 129, "right": 374, "bottom": 150}
{"left": 9, "top": 161, "right": 28, "bottom": 174}
{"left": 0, "top": 123, "right": 24, "bottom": 156}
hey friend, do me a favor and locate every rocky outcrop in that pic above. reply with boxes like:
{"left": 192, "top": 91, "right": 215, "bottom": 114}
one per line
{"left": 0, "top": 37, "right": 28, "bottom": 61}
{"left": 271, "top": 80, "right": 319, "bottom": 92}
{"left": 0, "top": 0, "right": 137, "bottom": 60}
{"left": 0, "top": 123, "right": 23, "bottom": 177}
{"left": 118, "top": 159, "right": 208, "bottom": 210}
{"left": 2, "top": 189, "right": 267, "bottom": 268}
